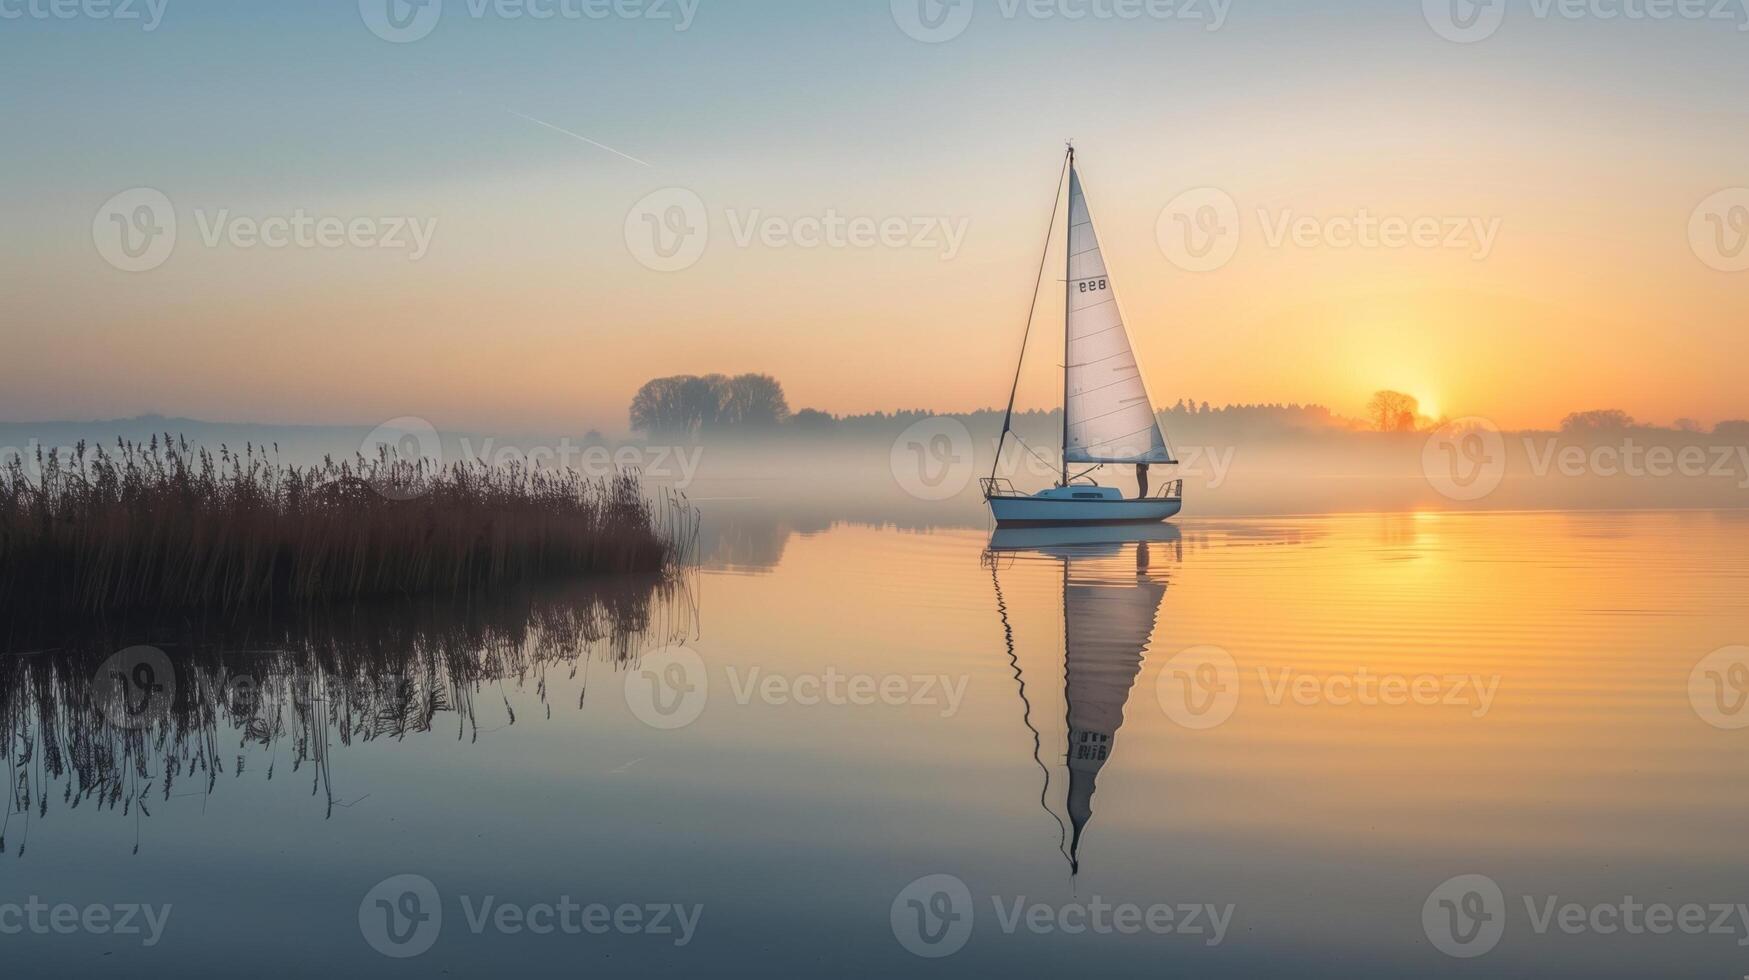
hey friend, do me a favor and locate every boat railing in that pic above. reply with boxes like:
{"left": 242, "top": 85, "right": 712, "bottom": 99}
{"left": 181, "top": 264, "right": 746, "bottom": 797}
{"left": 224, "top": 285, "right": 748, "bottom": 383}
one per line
{"left": 1149, "top": 479, "right": 1185, "bottom": 500}
{"left": 980, "top": 477, "right": 1028, "bottom": 499}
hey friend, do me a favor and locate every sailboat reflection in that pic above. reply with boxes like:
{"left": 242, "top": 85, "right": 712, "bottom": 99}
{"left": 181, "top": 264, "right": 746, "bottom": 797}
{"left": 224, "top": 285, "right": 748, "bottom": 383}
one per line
{"left": 984, "top": 523, "right": 1181, "bottom": 876}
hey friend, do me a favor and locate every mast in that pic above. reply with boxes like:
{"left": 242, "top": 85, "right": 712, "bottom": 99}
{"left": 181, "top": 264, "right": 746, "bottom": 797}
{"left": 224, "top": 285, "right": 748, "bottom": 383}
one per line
{"left": 1062, "top": 144, "right": 1074, "bottom": 488}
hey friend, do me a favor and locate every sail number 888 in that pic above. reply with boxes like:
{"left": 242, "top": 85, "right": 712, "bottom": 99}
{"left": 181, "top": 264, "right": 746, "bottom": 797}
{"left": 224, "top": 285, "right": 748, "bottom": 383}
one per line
{"left": 1078, "top": 278, "right": 1108, "bottom": 293}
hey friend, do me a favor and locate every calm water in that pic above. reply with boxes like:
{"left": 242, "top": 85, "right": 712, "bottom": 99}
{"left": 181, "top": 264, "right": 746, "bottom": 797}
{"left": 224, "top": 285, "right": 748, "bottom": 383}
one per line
{"left": 5, "top": 508, "right": 1749, "bottom": 977}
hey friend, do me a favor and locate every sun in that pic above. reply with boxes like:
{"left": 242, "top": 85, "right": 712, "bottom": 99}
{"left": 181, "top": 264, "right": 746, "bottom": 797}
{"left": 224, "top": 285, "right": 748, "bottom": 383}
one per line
{"left": 1416, "top": 394, "right": 1442, "bottom": 421}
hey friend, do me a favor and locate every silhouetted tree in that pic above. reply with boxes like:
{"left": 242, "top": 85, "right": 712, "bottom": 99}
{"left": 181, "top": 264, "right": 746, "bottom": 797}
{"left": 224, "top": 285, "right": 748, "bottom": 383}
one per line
{"left": 630, "top": 373, "right": 791, "bottom": 435}
{"left": 1366, "top": 390, "right": 1420, "bottom": 432}
{"left": 722, "top": 374, "right": 790, "bottom": 428}
{"left": 790, "top": 408, "right": 836, "bottom": 433}
{"left": 1560, "top": 409, "right": 1636, "bottom": 433}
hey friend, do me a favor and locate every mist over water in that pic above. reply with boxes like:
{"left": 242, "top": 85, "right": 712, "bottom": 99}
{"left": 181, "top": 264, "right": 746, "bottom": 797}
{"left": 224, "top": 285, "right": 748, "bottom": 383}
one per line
{"left": 4, "top": 438, "right": 1746, "bottom": 976}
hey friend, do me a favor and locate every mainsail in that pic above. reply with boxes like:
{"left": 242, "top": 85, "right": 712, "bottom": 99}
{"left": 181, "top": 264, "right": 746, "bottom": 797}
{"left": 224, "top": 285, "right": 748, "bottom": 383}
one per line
{"left": 1063, "top": 164, "right": 1174, "bottom": 465}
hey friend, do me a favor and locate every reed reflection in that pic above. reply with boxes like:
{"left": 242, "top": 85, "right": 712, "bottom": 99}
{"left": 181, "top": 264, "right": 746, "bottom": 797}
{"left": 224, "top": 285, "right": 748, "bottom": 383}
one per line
{"left": 984, "top": 525, "right": 1181, "bottom": 877}
{"left": 0, "top": 577, "right": 692, "bottom": 855}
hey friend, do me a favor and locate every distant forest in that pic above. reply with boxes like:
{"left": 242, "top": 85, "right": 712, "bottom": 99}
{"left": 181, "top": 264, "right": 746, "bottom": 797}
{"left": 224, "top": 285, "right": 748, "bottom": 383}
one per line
{"left": 628, "top": 376, "right": 1749, "bottom": 442}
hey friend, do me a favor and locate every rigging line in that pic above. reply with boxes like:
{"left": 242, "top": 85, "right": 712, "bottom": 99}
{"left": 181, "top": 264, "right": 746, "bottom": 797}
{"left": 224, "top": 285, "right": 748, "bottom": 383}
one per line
{"left": 994, "top": 150, "right": 1073, "bottom": 481}
{"left": 989, "top": 560, "right": 1072, "bottom": 869}
{"left": 1006, "top": 430, "right": 1059, "bottom": 476}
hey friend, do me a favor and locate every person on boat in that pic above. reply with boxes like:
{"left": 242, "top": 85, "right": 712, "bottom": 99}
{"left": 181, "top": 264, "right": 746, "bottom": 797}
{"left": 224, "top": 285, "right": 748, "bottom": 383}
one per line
{"left": 1135, "top": 463, "right": 1150, "bottom": 499}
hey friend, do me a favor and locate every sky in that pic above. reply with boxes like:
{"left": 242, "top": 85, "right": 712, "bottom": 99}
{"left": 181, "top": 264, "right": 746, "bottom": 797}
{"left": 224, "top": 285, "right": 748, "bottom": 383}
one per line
{"left": 2, "top": 0, "right": 1746, "bottom": 433}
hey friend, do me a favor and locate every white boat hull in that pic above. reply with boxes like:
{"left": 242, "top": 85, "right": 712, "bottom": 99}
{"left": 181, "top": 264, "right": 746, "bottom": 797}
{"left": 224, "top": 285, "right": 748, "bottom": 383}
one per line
{"left": 985, "top": 486, "right": 1181, "bottom": 528}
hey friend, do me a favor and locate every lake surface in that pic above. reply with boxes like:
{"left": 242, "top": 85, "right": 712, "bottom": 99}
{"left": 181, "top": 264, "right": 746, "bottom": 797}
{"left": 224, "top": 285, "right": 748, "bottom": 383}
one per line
{"left": 5, "top": 507, "right": 1749, "bottom": 977}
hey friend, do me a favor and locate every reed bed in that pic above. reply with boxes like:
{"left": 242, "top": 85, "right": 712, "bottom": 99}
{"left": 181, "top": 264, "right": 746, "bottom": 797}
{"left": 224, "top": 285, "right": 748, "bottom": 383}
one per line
{"left": 0, "top": 436, "right": 698, "bottom": 617}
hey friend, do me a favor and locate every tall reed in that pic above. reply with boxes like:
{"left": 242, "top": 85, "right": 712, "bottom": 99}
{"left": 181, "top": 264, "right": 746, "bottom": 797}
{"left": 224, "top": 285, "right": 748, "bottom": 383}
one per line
{"left": 0, "top": 436, "right": 698, "bottom": 617}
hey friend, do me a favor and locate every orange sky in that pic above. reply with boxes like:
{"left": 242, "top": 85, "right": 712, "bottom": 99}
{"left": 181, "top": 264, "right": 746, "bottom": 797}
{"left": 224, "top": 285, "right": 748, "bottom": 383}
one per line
{"left": 5, "top": 5, "right": 1745, "bottom": 433}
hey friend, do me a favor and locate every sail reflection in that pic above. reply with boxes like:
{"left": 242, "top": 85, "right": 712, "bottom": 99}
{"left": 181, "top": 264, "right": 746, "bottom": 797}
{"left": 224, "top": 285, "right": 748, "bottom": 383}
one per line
{"left": 985, "top": 524, "right": 1180, "bottom": 876}
{"left": 0, "top": 577, "right": 692, "bottom": 854}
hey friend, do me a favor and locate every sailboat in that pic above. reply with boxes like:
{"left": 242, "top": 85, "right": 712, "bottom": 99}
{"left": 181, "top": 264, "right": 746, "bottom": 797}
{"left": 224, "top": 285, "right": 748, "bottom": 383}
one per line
{"left": 984, "top": 147, "right": 1184, "bottom": 527}
{"left": 984, "top": 525, "right": 1178, "bottom": 874}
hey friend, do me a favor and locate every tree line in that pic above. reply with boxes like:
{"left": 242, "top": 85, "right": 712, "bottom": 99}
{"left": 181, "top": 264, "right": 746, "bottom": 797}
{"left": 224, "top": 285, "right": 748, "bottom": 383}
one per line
{"left": 629, "top": 374, "right": 791, "bottom": 436}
